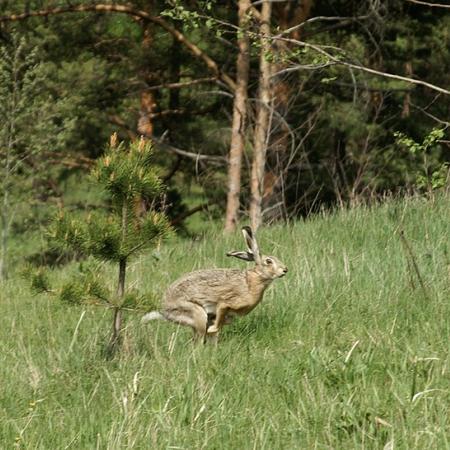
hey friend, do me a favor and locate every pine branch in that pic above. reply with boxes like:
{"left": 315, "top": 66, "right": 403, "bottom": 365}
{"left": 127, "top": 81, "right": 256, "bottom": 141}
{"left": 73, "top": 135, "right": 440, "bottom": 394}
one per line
{"left": 125, "top": 241, "right": 147, "bottom": 258}
{"left": 0, "top": 4, "right": 236, "bottom": 91}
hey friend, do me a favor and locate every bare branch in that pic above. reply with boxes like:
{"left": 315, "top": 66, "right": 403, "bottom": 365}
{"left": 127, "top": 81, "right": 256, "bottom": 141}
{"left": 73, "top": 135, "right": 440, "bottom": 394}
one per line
{"left": 411, "top": 102, "right": 450, "bottom": 127}
{"left": 334, "top": 81, "right": 413, "bottom": 92}
{"left": 146, "top": 77, "right": 217, "bottom": 91}
{"left": 272, "top": 62, "right": 337, "bottom": 76}
{"left": 150, "top": 105, "right": 218, "bottom": 119}
{"left": 276, "top": 37, "right": 450, "bottom": 96}
{"left": 406, "top": 0, "right": 450, "bottom": 8}
{"left": 0, "top": 4, "right": 236, "bottom": 91}
{"left": 274, "top": 15, "right": 371, "bottom": 38}
{"left": 152, "top": 136, "right": 226, "bottom": 164}
{"left": 150, "top": 108, "right": 187, "bottom": 118}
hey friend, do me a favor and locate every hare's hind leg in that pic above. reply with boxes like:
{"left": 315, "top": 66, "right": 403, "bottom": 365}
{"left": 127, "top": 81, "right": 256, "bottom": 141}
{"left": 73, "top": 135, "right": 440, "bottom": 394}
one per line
{"left": 164, "top": 301, "right": 208, "bottom": 342}
{"left": 191, "top": 304, "right": 209, "bottom": 343}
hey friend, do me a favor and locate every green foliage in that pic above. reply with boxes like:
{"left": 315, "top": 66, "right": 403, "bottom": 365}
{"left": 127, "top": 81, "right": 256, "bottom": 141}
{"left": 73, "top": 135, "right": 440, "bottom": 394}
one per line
{"left": 41, "top": 136, "right": 172, "bottom": 355}
{"left": 50, "top": 212, "right": 171, "bottom": 300}
{"left": 51, "top": 211, "right": 122, "bottom": 262}
{"left": 94, "top": 139, "right": 163, "bottom": 208}
{"left": 0, "top": 33, "right": 62, "bottom": 279}
{"left": 59, "top": 262, "right": 109, "bottom": 306}
{"left": 395, "top": 128, "right": 444, "bottom": 155}
{"left": 161, "top": 0, "right": 216, "bottom": 30}
{"left": 162, "top": 1, "right": 202, "bottom": 27}
{"left": 122, "top": 289, "right": 160, "bottom": 311}
{"left": 22, "top": 265, "right": 52, "bottom": 295}
{"left": 0, "top": 34, "right": 92, "bottom": 162}
{"left": 59, "top": 281, "right": 89, "bottom": 305}
{"left": 395, "top": 128, "right": 448, "bottom": 191}
{"left": 50, "top": 138, "right": 171, "bottom": 264}
{"left": 106, "top": 15, "right": 142, "bottom": 40}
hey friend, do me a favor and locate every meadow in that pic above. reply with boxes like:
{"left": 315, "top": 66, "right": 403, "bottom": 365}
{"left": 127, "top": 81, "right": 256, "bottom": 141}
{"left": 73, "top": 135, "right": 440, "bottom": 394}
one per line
{"left": 1, "top": 195, "right": 449, "bottom": 449}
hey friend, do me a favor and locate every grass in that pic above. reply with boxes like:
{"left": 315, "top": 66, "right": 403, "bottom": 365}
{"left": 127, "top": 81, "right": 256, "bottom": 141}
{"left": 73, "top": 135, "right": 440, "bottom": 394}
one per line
{"left": 1, "top": 195, "right": 450, "bottom": 449}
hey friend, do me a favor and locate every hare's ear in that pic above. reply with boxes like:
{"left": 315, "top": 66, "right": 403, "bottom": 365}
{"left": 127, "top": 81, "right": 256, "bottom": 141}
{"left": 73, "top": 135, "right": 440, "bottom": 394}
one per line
{"left": 226, "top": 251, "right": 254, "bottom": 261}
{"left": 241, "top": 226, "right": 261, "bottom": 264}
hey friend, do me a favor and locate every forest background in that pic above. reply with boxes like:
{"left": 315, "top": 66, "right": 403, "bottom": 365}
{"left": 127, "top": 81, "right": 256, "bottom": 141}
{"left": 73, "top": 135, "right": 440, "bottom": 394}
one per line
{"left": 0, "top": 0, "right": 449, "bottom": 276}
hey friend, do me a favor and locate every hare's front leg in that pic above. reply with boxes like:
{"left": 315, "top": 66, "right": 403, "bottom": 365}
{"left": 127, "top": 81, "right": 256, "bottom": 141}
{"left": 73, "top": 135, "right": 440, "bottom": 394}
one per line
{"left": 207, "top": 304, "right": 228, "bottom": 334}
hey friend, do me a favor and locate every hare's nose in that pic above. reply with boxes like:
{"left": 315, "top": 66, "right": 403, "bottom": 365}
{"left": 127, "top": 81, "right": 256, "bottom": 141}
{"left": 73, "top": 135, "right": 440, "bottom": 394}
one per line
{"left": 283, "top": 267, "right": 288, "bottom": 274}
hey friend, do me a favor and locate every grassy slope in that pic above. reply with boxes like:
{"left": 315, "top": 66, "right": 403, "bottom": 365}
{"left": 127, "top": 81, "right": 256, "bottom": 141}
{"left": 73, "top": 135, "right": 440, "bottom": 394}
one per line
{"left": 1, "top": 196, "right": 449, "bottom": 449}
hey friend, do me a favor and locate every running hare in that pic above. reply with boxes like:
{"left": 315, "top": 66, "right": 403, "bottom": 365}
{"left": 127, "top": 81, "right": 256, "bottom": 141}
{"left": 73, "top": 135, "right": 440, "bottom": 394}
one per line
{"left": 142, "top": 226, "right": 287, "bottom": 341}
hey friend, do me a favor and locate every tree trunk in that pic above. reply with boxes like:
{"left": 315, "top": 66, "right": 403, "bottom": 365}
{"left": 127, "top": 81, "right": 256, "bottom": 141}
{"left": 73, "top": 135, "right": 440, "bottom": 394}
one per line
{"left": 249, "top": 0, "right": 272, "bottom": 231}
{"left": 401, "top": 61, "right": 413, "bottom": 118}
{"left": 262, "top": 0, "right": 313, "bottom": 221}
{"left": 137, "top": 25, "right": 156, "bottom": 138}
{"left": 106, "top": 257, "right": 126, "bottom": 357}
{"left": 107, "top": 259, "right": 127, "bottom": 358}
{"left": 224, "top": 0, "right": 251, "bottom": 232}
{"left": 106, "top": 200, "right": 128, "bottom": 357}
{"left": 137, "top": 91, "right": 157, "bottom": 137}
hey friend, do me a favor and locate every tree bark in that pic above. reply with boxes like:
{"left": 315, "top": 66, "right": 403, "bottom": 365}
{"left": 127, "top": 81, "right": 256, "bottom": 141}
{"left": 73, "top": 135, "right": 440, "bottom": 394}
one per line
{"left": 108, "top": 304, "right": 123, "bottom": 356}
{"left": 249, "top": 0, "right": 272, "bottom": 231}
{"left": 106, "top": 256, "right": 126, "bottom": 357}
{"left": 401, "top": 61, "right": 413, "bottom": 118}
{"left": 137, "top": 26, "right": 157, "bottom": 138}
{"left": 262, "top": 0, "right": 314, "bottom": 222}
{"left": 106, "top": 200, "right": 128, "bottom": 357}
{"left": 224, "top": 0, "right": 251, "bottom": 232}
{"left": 137, "top": 91, "right": 157, "bottom": 137}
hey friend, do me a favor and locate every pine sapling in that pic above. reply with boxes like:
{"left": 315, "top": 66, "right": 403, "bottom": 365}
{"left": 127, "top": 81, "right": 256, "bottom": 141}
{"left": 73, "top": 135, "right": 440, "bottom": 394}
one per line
{"left": 44, "top": 134, "right": 171, "bottom": 357}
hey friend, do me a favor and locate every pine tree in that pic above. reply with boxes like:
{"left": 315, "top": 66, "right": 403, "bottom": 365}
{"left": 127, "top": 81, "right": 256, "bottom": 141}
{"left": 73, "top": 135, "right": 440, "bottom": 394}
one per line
{"left": 48, "top": 134, "right": 171, "bottom": 357}
{"left": 0, "top": 34, "right": 59, "bottom": 280}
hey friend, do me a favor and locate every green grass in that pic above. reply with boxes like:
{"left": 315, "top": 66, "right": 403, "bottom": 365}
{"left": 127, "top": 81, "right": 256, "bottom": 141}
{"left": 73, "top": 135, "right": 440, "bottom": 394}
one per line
{"left": 1, "top": 195, "right": 450, "bottom": 449}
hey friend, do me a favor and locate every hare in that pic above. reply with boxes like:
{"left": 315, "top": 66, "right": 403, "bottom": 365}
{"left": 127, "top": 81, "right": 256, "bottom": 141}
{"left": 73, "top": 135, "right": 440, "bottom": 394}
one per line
{"left": 141, "top": 226, "right": 287, "bottom": 341}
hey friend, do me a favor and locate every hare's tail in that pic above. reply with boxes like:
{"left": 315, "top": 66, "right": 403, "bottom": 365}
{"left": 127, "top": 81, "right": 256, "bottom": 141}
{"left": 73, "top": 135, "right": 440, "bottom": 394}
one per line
{"left": 141, "top": 311, "right": 166, "bottom": 324}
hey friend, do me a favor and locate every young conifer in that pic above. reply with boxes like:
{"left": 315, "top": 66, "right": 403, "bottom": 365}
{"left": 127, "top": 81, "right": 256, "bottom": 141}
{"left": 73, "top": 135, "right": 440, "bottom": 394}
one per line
{"left": 49, "top": 134, "right": 171, "bottom": 357}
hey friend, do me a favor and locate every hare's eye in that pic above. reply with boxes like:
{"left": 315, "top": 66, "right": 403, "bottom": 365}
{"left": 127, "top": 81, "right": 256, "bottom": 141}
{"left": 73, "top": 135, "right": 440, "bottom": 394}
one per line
{"left": 265, "top": 258, "right": 273, "bottom": 265}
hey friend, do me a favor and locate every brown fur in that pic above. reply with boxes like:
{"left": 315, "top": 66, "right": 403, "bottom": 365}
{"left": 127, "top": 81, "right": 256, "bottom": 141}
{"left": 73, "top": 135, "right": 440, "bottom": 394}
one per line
{"left": 142, "top": 227, "right": 287, "bottom": 342}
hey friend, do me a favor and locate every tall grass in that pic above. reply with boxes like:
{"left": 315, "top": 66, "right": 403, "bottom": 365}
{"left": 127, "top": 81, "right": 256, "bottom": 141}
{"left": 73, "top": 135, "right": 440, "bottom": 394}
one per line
{"left": 1, "top": 195, "right": 449, "bottom": 449}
